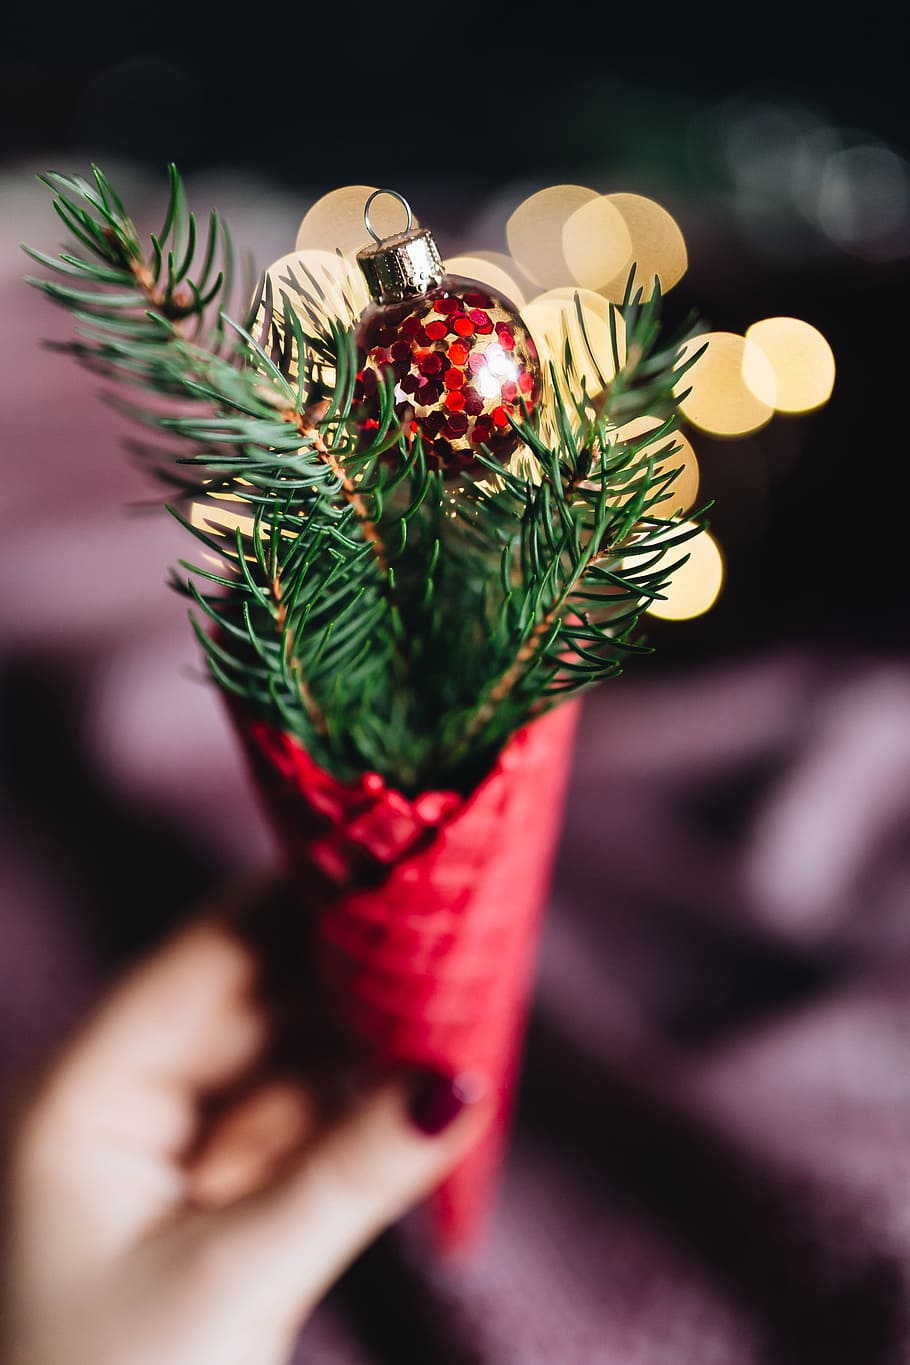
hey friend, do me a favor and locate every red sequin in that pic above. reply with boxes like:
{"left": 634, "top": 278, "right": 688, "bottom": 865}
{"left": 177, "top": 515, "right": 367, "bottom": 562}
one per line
{"left": 419, "top": 352, "right": 443, "bottom": 376}
{"left": 423, "top": 410, "right": 446, "bottom": 436}
{"left": 353, "top": 273, "right": 541, "bottom": 475}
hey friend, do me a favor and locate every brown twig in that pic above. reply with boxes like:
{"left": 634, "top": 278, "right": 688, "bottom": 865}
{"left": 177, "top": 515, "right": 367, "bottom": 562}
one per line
{"left": 271, "top": 567, "right": 328, "bottom": 736}
{"left": 115, "top": 234, "right": 194, "bottom": 324}
{"left": 284, "top": 399, "right": 390, "bottom": 574}
{"left": 456, "top": 521, "right": 619, "bottom": 752}
{"left": 459, "top": 602, "right": 562, "bottom": 748}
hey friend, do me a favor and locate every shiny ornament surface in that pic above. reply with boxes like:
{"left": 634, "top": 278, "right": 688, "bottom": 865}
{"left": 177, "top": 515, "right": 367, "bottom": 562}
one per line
{"left": 354, "top": 276, "right": 541, "bottom": 475}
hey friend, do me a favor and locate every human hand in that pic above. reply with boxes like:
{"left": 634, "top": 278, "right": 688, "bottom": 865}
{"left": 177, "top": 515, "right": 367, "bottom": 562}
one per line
{"left": 1, "top": 902, "right": 488, "bottom": 1365}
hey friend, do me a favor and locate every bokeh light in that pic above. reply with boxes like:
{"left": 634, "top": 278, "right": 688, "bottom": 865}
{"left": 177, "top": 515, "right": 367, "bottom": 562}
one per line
{"left": 611, "top": 416, "right": 700, "bottom": 517}
{"left": 523, "top": 288, "right": 625, "bottom": 395}
{"left": 562, "top": 196, "right": 633, "bottom": 291}
{"left": 190, "top": 486, "right": 255, "bottom": 546}
{"left": 817, "top": 144, "right": 910, "bottom": 259}
{"left": 688, "top": 94, "right": 910, "bottom": 264}
{"left": 466, "top": 250, "right": 540, "bottom": 302}
{"left": 645, "top": 524, "right": 725, "bottom": 620}
{"left": 444, "top": 254, "right": 528, "bottom": 308}
{"left": 295, "top": 185, "right": 418, "bottom": 258}
{"left": 507, "top": 185, "right": 598, "bottom": 289}
{"left": 676, "top": 332, "right": 776, "bottom": 436}
{"left": 598, "top": 193, "right": 688, "bottom": 300}
{"left": 746, "top": 317, "right": 836, "bottom": 412}
{"left": 260, "top": 248, "right": 368, "bottom": 325}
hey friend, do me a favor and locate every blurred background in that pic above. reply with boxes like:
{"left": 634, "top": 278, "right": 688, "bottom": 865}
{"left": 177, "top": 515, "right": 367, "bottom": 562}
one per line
{"left": 3, "top": 24, "right": 910, "bottom": 1365}
{"left": 3, "top": 30, "right": 908, "bottom": 656}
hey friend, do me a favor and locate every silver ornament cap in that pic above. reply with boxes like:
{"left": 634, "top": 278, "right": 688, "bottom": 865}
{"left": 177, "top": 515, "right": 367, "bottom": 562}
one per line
{"left": 356, "top": 189, "right": 444, "bottom": 305}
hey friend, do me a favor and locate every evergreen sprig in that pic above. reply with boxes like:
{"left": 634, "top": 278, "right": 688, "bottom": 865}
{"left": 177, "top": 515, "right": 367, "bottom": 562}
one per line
{"left": 26, "top": 164, "right": 708, "bottom": 793}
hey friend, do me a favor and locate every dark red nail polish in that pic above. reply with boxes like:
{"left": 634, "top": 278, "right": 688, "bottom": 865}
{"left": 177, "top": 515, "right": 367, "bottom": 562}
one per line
{"left": 407, "top": 1069, "right": 482, "bottom": 1136}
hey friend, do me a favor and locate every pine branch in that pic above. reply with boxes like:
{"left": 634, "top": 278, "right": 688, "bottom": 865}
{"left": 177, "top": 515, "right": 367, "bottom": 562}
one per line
{"left": 26, "top": 164, "right": 708, "bottom": 792}
{"left": 433, "top": 284, "right": 706, "bottom": 770}
{"left": 282, "top": 396, "right": 391, "bottom": 575}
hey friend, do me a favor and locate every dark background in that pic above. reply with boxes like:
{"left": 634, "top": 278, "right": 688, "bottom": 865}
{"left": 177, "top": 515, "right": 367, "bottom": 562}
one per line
{"left": 3, "top": 24, "right": 907, "bottom": 670}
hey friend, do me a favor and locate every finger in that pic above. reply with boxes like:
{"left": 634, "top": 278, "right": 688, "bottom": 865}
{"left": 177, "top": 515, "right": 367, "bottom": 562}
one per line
{"left": 209, "top": 1072, "right": 490, "bottom": 1318}
{"left": 12, "top": 903, "right": 272, "bottom": 1255}
{"left": 187, "top": 1080, "right": 316, "bottom": 1209}
{"left": 26, "top": 915, "right": 267, "bottom": 1161}
{"left": 92, "top": 925, "right": 260, "bottom": 1077}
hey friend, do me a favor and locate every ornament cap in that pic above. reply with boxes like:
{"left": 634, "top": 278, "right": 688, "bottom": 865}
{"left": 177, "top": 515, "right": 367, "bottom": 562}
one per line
{"left": 356, "top": 190, "right": 444, "bottom": 305}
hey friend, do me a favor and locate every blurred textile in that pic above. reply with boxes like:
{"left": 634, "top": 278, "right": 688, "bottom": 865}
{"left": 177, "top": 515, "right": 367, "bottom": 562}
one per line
{"left": 3, "top": 167, "right": 910, "bottom": 1365}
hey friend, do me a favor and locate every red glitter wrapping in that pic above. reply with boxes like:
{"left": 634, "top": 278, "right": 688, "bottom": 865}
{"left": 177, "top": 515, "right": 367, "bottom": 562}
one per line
{"left": 231, "top": 700, "right": 580, "bottom": 1252}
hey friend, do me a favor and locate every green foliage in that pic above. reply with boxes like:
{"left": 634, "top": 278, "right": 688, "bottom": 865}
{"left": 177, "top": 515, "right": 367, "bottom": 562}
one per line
{"left": 26, "top": 164, "right": 708, "bottom": 793}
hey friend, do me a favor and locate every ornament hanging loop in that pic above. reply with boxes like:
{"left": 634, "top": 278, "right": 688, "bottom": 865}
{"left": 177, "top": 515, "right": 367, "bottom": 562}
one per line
{"left": 363, "top": 188, "right": 413, "bottom": 244}
{"left": 356, "top": 192, "right": 444, "bottom": 304}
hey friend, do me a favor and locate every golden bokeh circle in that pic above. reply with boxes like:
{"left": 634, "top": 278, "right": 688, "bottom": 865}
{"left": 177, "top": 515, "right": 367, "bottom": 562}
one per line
{"left": 295, "top": 185, "right": 418, "bottom": 258}
{"left": 676, "top": 332, "right": 776, "bottom": 436}
{"left": 444, "top": 254, "right": 528, "bottom": 308}
{"left": 506, "top": 185, "right": 599, "bottom": 289}
{"left": 523, "top": 287, "right": 626, "bottom": 394}
{"left": 260, "top": 248, "right": 369, "bottom": 325}
{"left": 467, "top": 250, "right": 540, "bottom": 302}
{"left": 611, "top": 415, "right": 699, "bottom": 517}
{"left": 645, "top": 524, "right": 725, "bottom": 620}
{"left": 745, "top": 316, "right": 836, "bottom": 412}
{"left": 562, "top": 196, "right": 633, "bottom": 291}
{"left": 599, "top": 193, "right": 688, "bottom": 301}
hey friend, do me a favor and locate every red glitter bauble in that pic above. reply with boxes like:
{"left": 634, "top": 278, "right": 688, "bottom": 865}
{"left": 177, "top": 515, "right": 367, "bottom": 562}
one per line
{"left": 353, "top": 277, "right": 541, "bottom": 476}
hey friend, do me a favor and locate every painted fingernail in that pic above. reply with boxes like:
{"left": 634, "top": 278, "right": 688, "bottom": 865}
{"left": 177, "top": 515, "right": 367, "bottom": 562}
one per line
{"left": 407, "top": 1069, "right": 483, "bottom": 1136}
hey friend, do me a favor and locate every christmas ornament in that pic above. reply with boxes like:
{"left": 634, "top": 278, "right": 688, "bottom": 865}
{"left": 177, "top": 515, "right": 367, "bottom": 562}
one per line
{"left": 353, "top": 189, "right": 541, "bottom": 475}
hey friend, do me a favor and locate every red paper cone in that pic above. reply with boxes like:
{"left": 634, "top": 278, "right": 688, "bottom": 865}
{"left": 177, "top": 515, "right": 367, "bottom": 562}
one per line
{"left": 231, "top": 700, "right": 580, "bottom": 1252}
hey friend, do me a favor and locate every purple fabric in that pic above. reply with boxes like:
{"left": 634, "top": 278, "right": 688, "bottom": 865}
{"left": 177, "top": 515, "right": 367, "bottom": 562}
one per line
{"left": 3, "top": 166, "right": 910, "bottom": 1364}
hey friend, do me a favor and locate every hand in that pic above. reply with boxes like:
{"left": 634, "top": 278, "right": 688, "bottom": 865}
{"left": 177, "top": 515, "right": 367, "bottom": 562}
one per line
{"left": 1, "top": 903, "right": 488, "bottom": 1365}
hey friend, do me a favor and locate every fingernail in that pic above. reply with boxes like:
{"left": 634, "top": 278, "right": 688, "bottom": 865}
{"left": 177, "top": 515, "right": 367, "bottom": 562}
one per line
{"left": 407, "top": 1069, "right": 483, "bottom": 1136}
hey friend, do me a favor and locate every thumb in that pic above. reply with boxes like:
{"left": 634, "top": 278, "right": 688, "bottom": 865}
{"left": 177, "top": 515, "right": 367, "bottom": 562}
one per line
{"left": 212, "top": 1071, "right": 490, "bottom": 1317}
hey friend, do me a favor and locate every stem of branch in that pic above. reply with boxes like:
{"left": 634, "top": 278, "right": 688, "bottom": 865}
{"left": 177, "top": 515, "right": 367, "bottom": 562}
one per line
{"left": 458, "top": 601, "right": 562, "bottom": 750}
{"left": 272, "top": 569, "right": 328, "bottom": 736}
{"left": 287, "top": 401, "right": 390, "bottom": 574}
{"left": 124, "top": 243, "right": 192, "bottom": 328}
